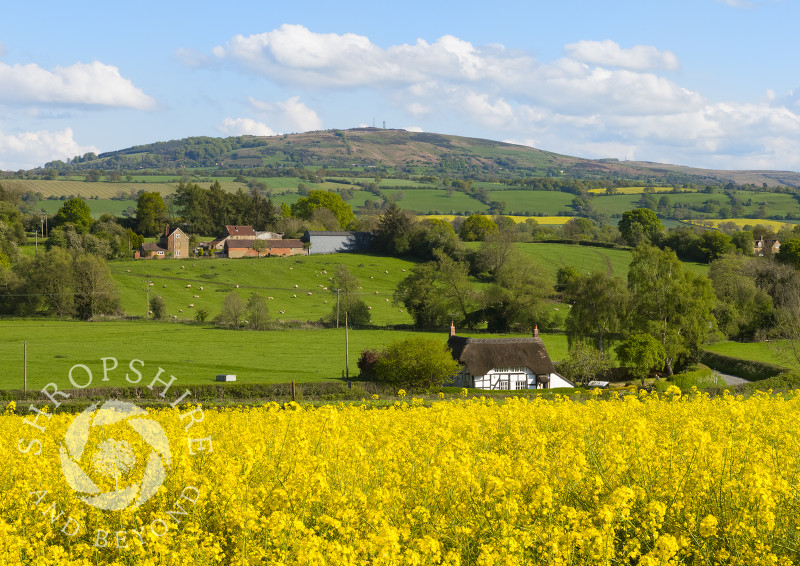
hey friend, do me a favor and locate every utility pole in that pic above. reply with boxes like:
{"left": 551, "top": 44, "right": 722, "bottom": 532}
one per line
{"left": 345, "top": 311, "right": 349, "bottom": 379}
{"left": 23, "top": 341, "right": 27, "bottom": 392}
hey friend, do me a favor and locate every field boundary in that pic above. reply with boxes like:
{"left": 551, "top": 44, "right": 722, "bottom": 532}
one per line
{"left": 700, "top": 350, "right": 786, "bottom": 381}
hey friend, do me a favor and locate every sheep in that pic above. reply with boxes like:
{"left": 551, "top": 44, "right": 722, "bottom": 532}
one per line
{"left": 186, "top": 284, "right": 191, "bottom": 288}
{"left": 375, "top": 291, "right": 379, "bottom": 294}
{"left": 294, "top": 284, "right": 299, "bottom": 288}
{"left": 280, "top": 310, "right": 286, "bottom": 314}
{"left": 193, "top": 295, "right": 199, "bottom": 298}
{"left": 199, "top": 286, "right": 203, "bottom": 290}
{"left": 235, "top": 284, "right": 239, "bottom": 288}
{"left": 268, "top": 297, "right": 273, "bottom": 300}
{"left": 188, "top": 304, "right": 194, "bottom": 307}
{"left": 308, "top": 292, "right": 312, "bottom": 295}
{"left": 292, "top": 294, "right": 297, "bottom": 298}
{"left": 367, "top": 306, "right": 372, "bottom": 310}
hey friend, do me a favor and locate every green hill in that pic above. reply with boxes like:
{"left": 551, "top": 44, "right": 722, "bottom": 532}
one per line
{"left": 16, "top": 128, "right": 800, "bottom": 187}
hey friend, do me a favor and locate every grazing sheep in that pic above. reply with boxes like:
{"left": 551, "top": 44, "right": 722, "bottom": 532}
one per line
{"left": 308, "top": 292, "right": 312, "bottom": 295}
{"left": 163, "top": 285, "right": 167, "bottom": 288}
{"left": 235, "top": 284, "right": 239, "bottom": 288}
{"left": 268, "top": 297, "right": 273, "bottom": 300}
{"left": 375, "top": 291, "right": 379, "bottom": 294}
{"left": 126, "top": 269, "right": 130, "bottom": 272}
{"left": 199, "top": 286, "right": 203, "bottom": 290}
{"left": 369, "top": 276, "right": 373, "bottom": 279}
{"left": 385, "top": 298, "right": 389, "bottom": 301}
{"left": 294, "top": 284, "right": 299, "bottom": 288}
{"left": 280, "top": 310, "right": 286, "bottom": 314}
{"left": 402, "top": 269, "right": 406, "bottom": 272}
{"left": 179, "top": 309, "right": 183, "bottom": 312}
{"left": 186, "top": 284, "right": 191, "bottom": 288}
{"left": 292, "top": 294, "right": 296, "bottom": 298}
{"left": 188, "top": 304, "right": 194, "bottom": 307}
{"left": 193, "top": 295, "right": 199, "bottom": 298}
{"left": 367, "top": 306, "right": 372, "bottom": 310}
{"left": 385, "top": 270, "right": 389, "bottom": 273}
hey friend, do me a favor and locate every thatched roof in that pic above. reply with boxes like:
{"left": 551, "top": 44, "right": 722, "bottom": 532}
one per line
{"left": 448, "top": 335, "right": 555, "bottom": 376}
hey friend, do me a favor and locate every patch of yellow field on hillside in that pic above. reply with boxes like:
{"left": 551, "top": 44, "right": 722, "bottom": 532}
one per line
{"left": 687, "top": 218, "right": 798, "bottom": 230}
{"left": 422, "top": 214, "right": 574, "bottom": 225}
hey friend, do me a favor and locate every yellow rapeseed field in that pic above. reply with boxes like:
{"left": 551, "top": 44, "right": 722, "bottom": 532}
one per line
{"left": 4, "top": 391, "right": 800, "bottom": 565}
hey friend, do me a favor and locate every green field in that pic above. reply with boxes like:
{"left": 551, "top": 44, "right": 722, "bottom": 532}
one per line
{"left": 0, "top": 320, "right": 567, "bottom": 390}
{"left": 704, "top": 340, "right": 800, "bottom": 371}
{"left": 109, "top": 254, "right": 420, "bottom": 325}
{"left": 381, "top": 188, "right": 486, "bottom": 214}
{"left": 486, "top": 190, "right": 574, "bottom": 215}
{"left": 514, "top": 243, "right": 708, "bottom": 278}
{"left": 110, "top": 246, "right": 709, "bottom": 325}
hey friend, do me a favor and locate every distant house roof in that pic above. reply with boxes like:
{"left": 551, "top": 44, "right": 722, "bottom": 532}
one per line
{"left": 448, "top": 335, "right": 556, "bottom": 377}
{"left": 224, "top": 225, "right": 257, "bottom": 237}
{"left": 225, "top": 239, "right": 256, "bottom": 249}
{"left": 141, "top": 243, "right": 166, "bottom": 252}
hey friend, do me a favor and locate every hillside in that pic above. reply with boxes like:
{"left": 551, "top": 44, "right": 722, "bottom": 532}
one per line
{"left": 24, "top": 128, "right": 800, "bottom": 188}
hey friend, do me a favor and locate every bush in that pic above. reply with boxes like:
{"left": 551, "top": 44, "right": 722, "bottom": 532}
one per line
{"left": 373, "top": 337, "right": 460, "bottom": 389}
{"left": 150, "top": 295, "right": 166, "bottom": 320}
{"left": 357, "top": 348, "right": 384, "bottom": 380}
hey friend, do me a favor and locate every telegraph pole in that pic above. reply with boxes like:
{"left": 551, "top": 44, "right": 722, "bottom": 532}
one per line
{"left": 345, "top": 311, "right": 349, "bottom": 379}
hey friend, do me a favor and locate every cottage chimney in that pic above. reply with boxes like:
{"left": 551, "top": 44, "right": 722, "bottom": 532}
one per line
{"left": 449, "top": 322, "right": 456, "bottom": 337}
{"left": 164, "top": 224, "right": 170, "bottom": 236}
{"left": 533, "top": 325, "right": 539, "bottom": 338}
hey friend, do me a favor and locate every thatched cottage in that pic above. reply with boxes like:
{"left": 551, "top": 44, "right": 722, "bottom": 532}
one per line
{"left": 448, "top": 324, "right": 574, "bottom": 390}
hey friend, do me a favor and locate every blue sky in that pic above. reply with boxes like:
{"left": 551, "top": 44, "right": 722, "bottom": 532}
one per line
{"left": 1, "top": 0, "right": 799, "bottom": 172}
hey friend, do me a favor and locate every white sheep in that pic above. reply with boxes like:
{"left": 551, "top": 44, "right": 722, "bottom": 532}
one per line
{"left": 186, "top": 284, "right": 191, "bottom": 288}
{"left": 199, "top": 286, "right": 204, "bottom": 290}
{"left": 294, "top": 284, "right": 299, "bottom": 288}
{"left": 268, "top": 297, "right": 273, "bottom": 300}
{"left": 188, "top": 304, "right": 194, "bottom": 307}
{"left": 280, "top": 310, "right": 286, "bottom": 314}
{"left": 367, "top": 306, "right": 372, "bottom": 310}
{"left": 193, "top": 295, "right": 199, "bottom": 298}
{"left": 308, "top": 292, "right": 312, "bottom": 295}
{"left": 292, "top": 294, "right": 296, "bottom": 298}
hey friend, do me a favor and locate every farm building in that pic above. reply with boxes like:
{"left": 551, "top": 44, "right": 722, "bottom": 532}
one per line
{"left": 447, "top": 324, "right": 574, "bottom": 390}
{"left": 754, "top": 235, "right": 780, "bottom": 256}
{"left": 137, "top": 225, "right": 189, "bottom": 259}
{"left": 304, "top": 231, "right": 374, "bottom": 254}
{"left": 225, "top": 239, "right": 305, "bottom": 258}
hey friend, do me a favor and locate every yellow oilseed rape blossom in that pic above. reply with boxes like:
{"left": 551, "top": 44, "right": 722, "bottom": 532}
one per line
{"left": 3, "top": 393, "right": 800, "bottom": 564}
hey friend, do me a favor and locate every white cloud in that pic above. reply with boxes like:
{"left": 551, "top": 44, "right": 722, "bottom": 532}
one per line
{"left": 174, "top": 47, "right": 214, "bottom": 68}
{"left": 248, "top": 96, "right": 322, "bottom": 132}
{"left": 0, "top": 61, "right": 155, "bottom": 109}
{"left": 218, "top": 117, "right": 276, "bottom": 136}
{"left": 0, "top": 127, "right": 97, "bottom": 170}
{"left": 201, "top": 25, "right": 800, "bottom": 170}
{"left": 564, "top": 40, "right": 679, "bottom": 71}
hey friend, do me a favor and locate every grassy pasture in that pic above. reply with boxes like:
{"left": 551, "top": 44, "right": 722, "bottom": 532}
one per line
{"left": 587, "top": 187, "right": 697, "bottom": 195}
{"left": 109, "top": 254, "right": 419, "bottom": 326}
{"left": 704, "top": 340, "right": 800, "bottom": 371}
{"left": 422, "top": 214, "right": 574, "bottom": 224}
{"left": 0, "top": 320, "right": 567, "bottom": 390}
{"left": 485, "top": 190, "right": 574, "bottom": 215}
{"left": 382, "top": 189, "right": 486, "bottom": 214}
{"left": 515, "top": 242, "right": 709, "bottom": 277}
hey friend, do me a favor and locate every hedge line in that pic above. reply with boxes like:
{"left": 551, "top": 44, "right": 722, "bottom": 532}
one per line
{"left": 699, "top": 350, "right": 786, "bottom": 382}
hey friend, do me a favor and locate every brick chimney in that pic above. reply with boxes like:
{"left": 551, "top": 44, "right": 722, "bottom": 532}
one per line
{"left": 164, "top": 224, "right": 170, "bottom": 236}
{"left": 450, "top": 322, "right": 456, "bottom": 337}
{"left": 533, "top": 325, "right": 539, "bottom": 338}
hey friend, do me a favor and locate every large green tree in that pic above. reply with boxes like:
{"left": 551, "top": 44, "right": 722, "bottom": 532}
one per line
{"left": 55, "top": 198, "right": 92, "bottom": 232}
{"left": 618, "top": 208, "right": 663, "bottom": 247}
{"left": 564, "top": 271, "right": 627, "bottom": 352}
{"left": 627, "top": 245, "right": 716, "bottom": 375}
{"left": 136, "top": 192, "right": 169, "bottom": 237}
{"left": 459, "top": 214, "right": 498, "bottom": 242}
{"left": 73, "top": 253, "right": 121, "bottom": 320}
{"left": 481, "top": 254, "right": 552, "bottom": 333}
{"left": 291, "top": 190, "right": 354, "bottom": 229}
{"left": 329, "top": 265, "right": 370, "bottom": 327}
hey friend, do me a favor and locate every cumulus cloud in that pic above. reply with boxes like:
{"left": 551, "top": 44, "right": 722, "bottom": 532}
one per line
{"left": 218, "top": 118, "right": 276, "bottom": 136}
{"left": 0, "top": 60, "right": 155, "bottom": 109}
{"left": 0, "top": 127, "right": 97, "bottom": 170}
{"left": 201, "top": 25, "right": 800, "bottom": 169}
{"left": 249, "top": 96, "right": 322, "bottom": 132}
{"left": 564, "top": 40, "right": 679, "bottom": 70}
